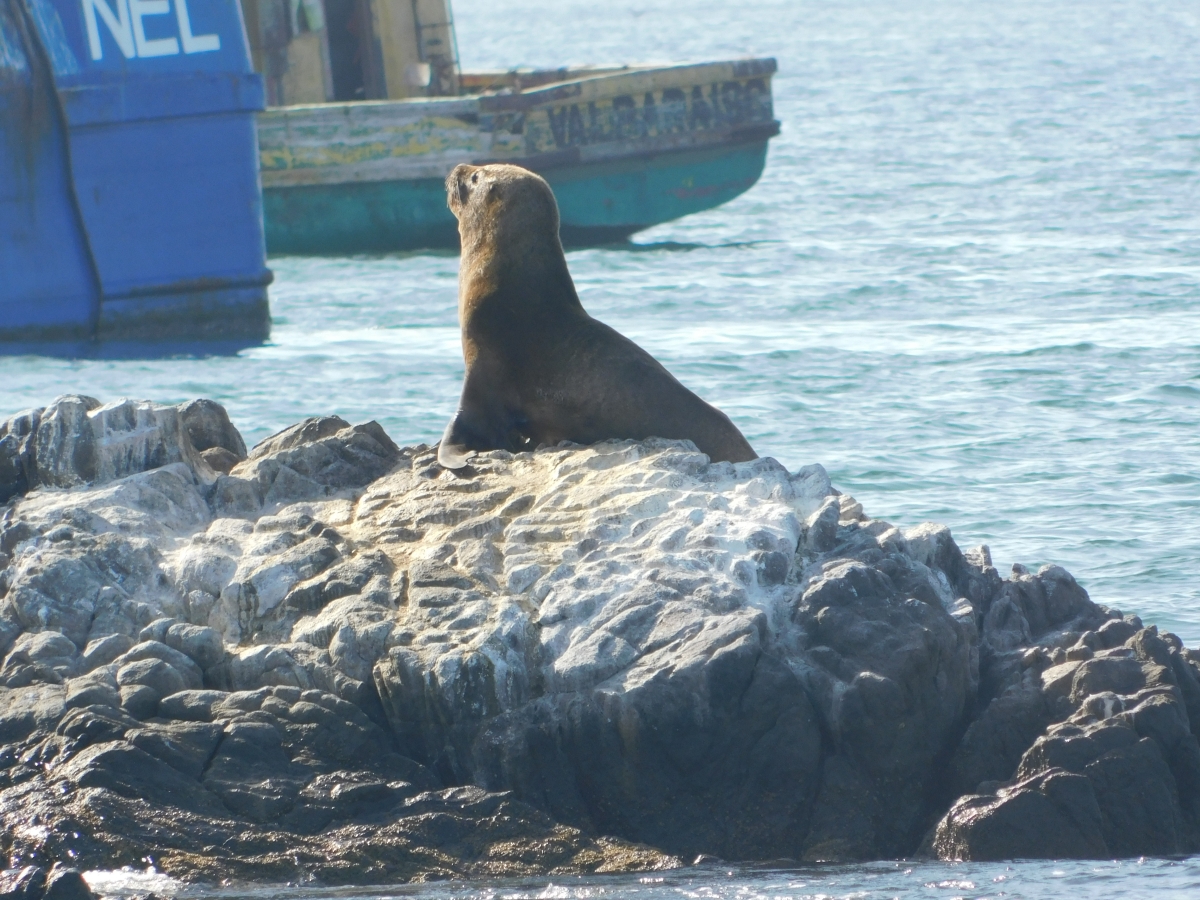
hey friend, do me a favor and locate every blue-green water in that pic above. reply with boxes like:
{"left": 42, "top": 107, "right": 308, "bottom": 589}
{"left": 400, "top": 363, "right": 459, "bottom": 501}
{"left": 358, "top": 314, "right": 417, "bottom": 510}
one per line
{"left": 85, "top": 857, "right": 1200, "bottom": 900}
{"left": 5, "top": 0, "right": 1200, "bottom": 889}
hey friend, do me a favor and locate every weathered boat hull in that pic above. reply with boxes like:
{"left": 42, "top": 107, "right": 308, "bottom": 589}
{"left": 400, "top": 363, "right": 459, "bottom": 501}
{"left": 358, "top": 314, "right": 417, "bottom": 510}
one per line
{"left": 258, "top": 58, "right": 780, "bottom": 255}
{"left": 264, "top": 138, "right": 770, "bottom": 254}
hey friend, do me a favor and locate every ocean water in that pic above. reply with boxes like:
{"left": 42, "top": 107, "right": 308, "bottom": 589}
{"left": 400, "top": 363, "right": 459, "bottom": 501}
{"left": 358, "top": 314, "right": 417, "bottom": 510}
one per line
{"left": 83, "top": 857, "right": 1200, "bottom": 900}
{"left": 5, "top": 0, "right": 1200, "bottom": 890}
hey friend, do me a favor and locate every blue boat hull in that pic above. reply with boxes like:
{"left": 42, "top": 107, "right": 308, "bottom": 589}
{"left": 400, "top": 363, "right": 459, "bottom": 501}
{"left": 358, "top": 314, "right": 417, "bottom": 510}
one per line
{"left": 0, "top": 0, "right": 271, "bottom": 351}
{"left": 263, "top": 139, "right": 771, "bottom": 255}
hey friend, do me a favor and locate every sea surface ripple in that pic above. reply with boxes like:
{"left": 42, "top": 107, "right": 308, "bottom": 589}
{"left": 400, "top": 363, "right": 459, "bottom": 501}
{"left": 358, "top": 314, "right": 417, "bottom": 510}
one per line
{"left": 85, "top": 857, "right": 1200, "bottom": 900}
{"left": 4, "top": 0, "right": 1200, "bottom": 890}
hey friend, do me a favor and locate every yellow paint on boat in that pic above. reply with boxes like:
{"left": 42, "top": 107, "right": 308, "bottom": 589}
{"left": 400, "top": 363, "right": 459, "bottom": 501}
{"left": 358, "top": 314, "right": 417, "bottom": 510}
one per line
{"left": 260, "top": 115, "right": 484, "bottom": 172}
{"left": 257, "top": 60, "right": 778, "bottom": 190}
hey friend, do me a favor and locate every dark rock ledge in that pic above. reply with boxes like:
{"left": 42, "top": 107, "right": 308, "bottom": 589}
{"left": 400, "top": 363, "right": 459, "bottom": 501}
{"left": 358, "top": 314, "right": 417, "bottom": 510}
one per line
{"left": 1, "top": 396, "right": 1199, "bottom": 885}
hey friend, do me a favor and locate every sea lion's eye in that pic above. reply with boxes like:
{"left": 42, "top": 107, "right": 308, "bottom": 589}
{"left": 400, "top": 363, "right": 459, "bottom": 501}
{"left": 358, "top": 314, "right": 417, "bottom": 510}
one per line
{"left": 471, "top": 172, "right": 479, "bottom": 184}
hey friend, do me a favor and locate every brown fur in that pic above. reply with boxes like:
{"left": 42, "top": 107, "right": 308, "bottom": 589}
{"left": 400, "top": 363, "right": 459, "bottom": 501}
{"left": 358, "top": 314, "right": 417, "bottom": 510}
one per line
{"left": 437, "top": 163, "right": 757, "bottom": 469}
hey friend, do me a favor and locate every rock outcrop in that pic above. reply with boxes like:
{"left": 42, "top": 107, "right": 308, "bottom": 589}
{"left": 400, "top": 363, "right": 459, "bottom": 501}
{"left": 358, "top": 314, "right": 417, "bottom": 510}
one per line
{"left": 0, "top": 865, "right": 96, "bottom": 900}
{"left": 1, "top": 395, "right": 1198, "bottom": 882}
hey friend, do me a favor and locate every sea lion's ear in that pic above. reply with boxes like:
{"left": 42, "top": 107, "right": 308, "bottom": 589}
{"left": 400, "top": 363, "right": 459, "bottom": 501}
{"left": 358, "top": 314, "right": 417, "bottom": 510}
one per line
{"left": 446, "top": 165, "right": 471, "bottom": 213}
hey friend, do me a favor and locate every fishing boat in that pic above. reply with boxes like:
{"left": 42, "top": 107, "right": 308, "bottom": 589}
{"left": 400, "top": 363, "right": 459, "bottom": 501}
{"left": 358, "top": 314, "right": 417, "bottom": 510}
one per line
{"left": 244, "top": 1, "right": 780, "bottom": 254}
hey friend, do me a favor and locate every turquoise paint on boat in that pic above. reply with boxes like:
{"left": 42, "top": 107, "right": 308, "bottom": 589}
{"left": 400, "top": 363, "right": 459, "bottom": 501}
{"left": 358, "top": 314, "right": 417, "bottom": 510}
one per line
{"left": 264, "top": 176, "right": 456, "bottom": 256}
{"left": 264, "top": 139, "right": 769, "bottom": 255}
{"left": 550, "top": 140, "right": 770, "bottom": 234}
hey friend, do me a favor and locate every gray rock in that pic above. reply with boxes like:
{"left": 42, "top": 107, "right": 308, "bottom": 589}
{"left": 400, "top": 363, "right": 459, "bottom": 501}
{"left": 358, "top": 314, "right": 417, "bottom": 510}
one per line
{"left": 246, "top": 416, "right": 351, "bottom": 461}
{"left": 0, "top": 683, "right": 65, "bottom": 744}
{"left": 115, "top": 642, "right": 202, "bottom": 690}
{"left": 137, "top": 617, "right": 176, "bottom": 644}
{"left": 3, "top": 707, "right": 657, "bottom": 881}
{"left": 201, "top": 719, "right": 301, "bottom": 821}
{"left": 42, "top": 867, "right": 97, "bottom": 900}
{"left": 165, "top": 622, "right": 226, "bottom": 670}
{"left": 127, "top": 721, "right": 224, "bottom": 779}
{"left": 28, "top": 396, "right": 206, "bottom": 493}
{"left": 117, "top": 657, "right": 186, "bottom": 697}
{"left": 234, "top": 419, "right": 400, "bottom": 499}
{"left": 1098, "top": 617, "right": 1138, "bottom": 648}
{"left": 0, "top": 408, "right": 43, "bottom": 503}
{"left": 8, "top": 631, "right": 78, "bottom": 668}
{"left": 55, "top": 704, "right": 141, "bottom": 748}
{"left": 328, "top": 619, "right": 393, "bottom": 682}
{"left": 4, "top": 405, "right": 1200, "bottom": 878}
{"left": 33, "top": 396, "right": 100, "bottom": 489}
{"left": 790, "top": 556, "right": 977, "bottom": 858}
{"left": 177, "top": 399, "right": 247, "bottom": 459}
{"left": 158, "top": 689, "right": 228, "bottom": 722}
{"left": 200, "top": 447, "right": 241, "bottom": 474}
{"left": 934, "top": 639, "right": 1200, "bottom": 859}
{"left": 283, "top": 550, "right": 396, "bottom": 615}
{"left": 1070, "top": 656, "right": 1146, "bottom": 703}
{"left": 134, "top": 621, "right": 225, "bottom": 671}
{"left": 209, "top": 475, "right": 263, "bottom": 518}
{"left": 0, "top": 867, "right": 47, "bottom": 900}
{"left": 119, "top": 684, "right": 160, "bottom": 719}
{"left": 64, "top": 680, "right": 120, "bottom": 711}
{"left": 945, "top": 677, "right": 1065, "bottom": 799}
{"left": 263, "top": 466, "right": 326, "bottom": 504}
{"left": 291, "top": 597, "right": 394, "bottom": 680}
{"left": 80, "top": 634, "right": 134, "bottom": 671}
{"left": 56, "top": 740, "right": 227, "bottom": 815}
{"left": 0, "top": 618, "right": 20, "bottom": 660}
{"left": 293, "top": 771, "right": 417, "bottom": 828}
{"left": 0, "top": 525, "right": 36, "bottom": 569}
{"left": 1085, "top": 736, "right": 1188, "bottom": 856}
{"left": 7, "top": 579, "right": 98, "bottom": 651}
{"left": 934, "top": 769, "right": 1109, "bottom": 859}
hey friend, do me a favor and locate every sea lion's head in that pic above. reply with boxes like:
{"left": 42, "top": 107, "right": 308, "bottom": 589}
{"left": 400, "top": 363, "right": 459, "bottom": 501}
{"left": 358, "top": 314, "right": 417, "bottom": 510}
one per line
{"left": 446, "top": 164, "right": 577, "bottom": 318}
{"left": 447, "top": 163, "right": 562, "bottom": 258}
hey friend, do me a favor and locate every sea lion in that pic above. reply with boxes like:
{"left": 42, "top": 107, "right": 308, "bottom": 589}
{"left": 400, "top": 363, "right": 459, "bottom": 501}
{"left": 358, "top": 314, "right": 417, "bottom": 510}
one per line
{"left": 437, "top": 163, "right": 757, "bottom": 469}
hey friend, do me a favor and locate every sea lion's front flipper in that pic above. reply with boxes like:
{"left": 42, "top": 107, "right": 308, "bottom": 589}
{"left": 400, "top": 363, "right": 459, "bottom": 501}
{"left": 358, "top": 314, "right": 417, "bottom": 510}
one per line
{"left": 437, "top": 367, "right": 526, "bottom": 469}
{"left": 437, "top": 411, "right": 479, "bottom": 469}
{"left": 438, "top": 406, "right": 529, "bottom": 468}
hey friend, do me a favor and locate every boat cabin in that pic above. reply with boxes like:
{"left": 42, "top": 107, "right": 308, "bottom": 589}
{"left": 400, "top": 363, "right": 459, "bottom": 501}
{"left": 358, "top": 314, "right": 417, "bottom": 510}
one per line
{"left": 241, "top": 0, "right": 460, "bottom": 104}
